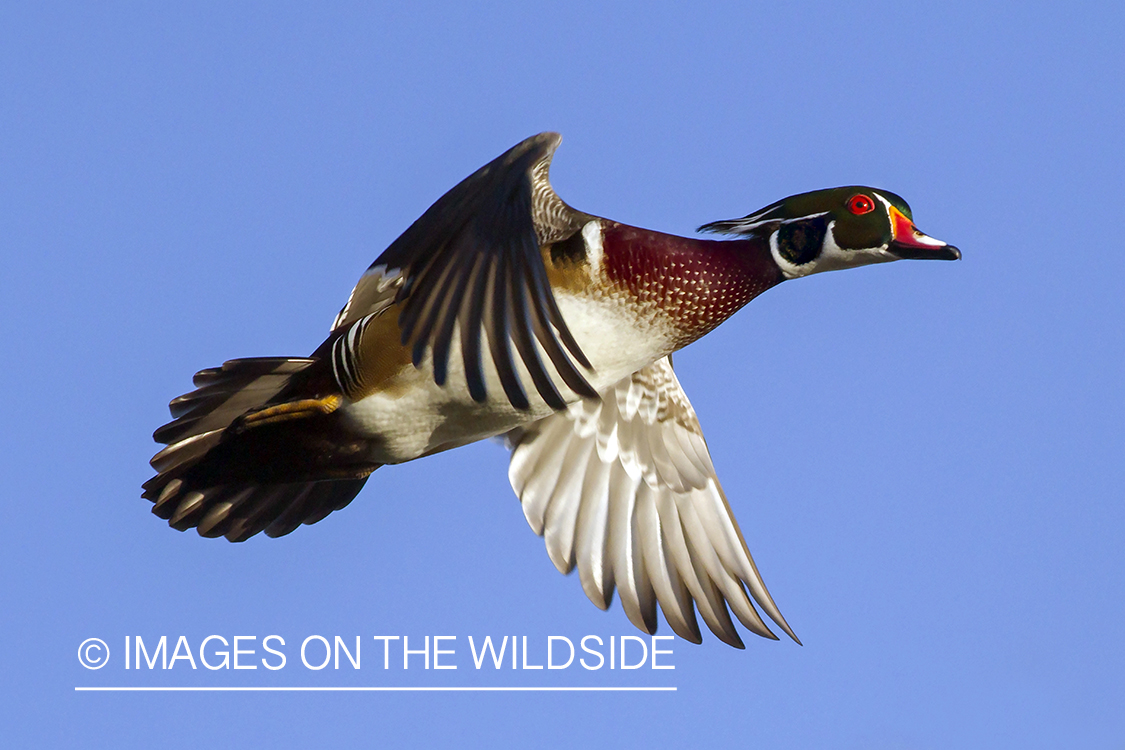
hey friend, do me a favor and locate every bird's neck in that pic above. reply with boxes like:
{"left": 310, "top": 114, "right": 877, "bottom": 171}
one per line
{"left": 600, "top": 222, "right": 784, "bottom": 346}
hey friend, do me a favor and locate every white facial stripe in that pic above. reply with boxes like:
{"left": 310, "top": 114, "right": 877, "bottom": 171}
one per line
{"left": 707, "top": 203, "right": 787, "bottom": 235}
{"left": 769, "top": 231, "right": 804, "bottom": 279}
{"left": 820, "top": 221, "right": 896, "bottom": 272}
{"left": 730, "top": 208, "right": 783, "bottom": 232}
{"left": 769, "top": 212, "right": 846, "bottom": 279}
{"left": 873, "top": 192, "right": 947, "bottom": 247}
{"left": 773, "top": 216, "right": 896, "bottom": 280}
{"left": 782, "top": 212, "right": 829, "bottom": 225}
{"left": 725, "top": 218, "right": 773, "bottom": 233}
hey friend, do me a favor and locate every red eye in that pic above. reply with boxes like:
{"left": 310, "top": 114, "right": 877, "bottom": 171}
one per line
{"left": 847, "top": 194, "right": 875, "bottom": 215}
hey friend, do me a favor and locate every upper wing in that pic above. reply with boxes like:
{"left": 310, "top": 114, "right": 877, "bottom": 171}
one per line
{"left": 506, "top": 356, "right": 799, "bottom": 648}
{"left": 333, "top": 132, "right": 598, "bottom": 410}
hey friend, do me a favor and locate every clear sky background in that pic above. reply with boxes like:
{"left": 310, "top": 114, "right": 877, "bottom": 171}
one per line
{"left": 3, "top": 2, "right": 1123, "bottom": 747}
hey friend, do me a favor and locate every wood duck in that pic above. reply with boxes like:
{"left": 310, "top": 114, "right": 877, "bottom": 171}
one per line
{"left": 144, "top": 132, "right": 959, "bottom": 648}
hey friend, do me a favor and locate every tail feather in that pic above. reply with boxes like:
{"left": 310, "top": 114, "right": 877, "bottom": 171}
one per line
{"left": 156, "top": 358, "right": 316, "bottom": 444}
{"left": 150, "top": 429, "right": 224, "bottom": 473}
{"left": 143, "top": 357, "right": 375, "bottom": 543}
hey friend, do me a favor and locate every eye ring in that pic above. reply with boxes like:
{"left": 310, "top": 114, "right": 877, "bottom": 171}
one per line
{"left": 846, "top": 194, "right": 875, "bottom": 215}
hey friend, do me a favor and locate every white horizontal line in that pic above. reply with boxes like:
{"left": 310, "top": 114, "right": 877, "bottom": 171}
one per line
{"left": 75, "top": 686, "right": 675, "bottom": 692}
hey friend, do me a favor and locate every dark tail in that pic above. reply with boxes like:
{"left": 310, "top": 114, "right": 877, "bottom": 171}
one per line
{"left": 143, "top": 358, "right": 373, "bottom": 543}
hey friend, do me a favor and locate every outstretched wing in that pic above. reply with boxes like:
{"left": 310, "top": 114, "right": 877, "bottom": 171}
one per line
{"left": 333, "top": 132, "right": 598, "bottom": 411}
{"left": 506, "top": 356, "right": 799, "bottom": 648}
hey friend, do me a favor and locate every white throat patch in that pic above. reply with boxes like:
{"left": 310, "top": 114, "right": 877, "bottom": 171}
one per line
{"left": 771, "top": 210, "right": 897, "bottom": 280}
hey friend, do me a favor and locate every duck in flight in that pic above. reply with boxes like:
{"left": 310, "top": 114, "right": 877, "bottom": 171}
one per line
{"left": 144, "top": 132, "right": 959, "bottom": 648}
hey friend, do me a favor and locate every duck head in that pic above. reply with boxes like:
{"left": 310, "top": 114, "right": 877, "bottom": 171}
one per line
{"left": 699, "top": 186, "right": 960, "bottom": 279}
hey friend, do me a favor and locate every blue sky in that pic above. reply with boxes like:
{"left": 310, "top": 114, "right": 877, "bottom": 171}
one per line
{"left": 3, "top": 1, "right": 1123, "bottom": 747}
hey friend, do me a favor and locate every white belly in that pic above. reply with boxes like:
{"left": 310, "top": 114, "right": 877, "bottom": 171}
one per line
{"left": 339, "top": 290, "right": 673, "bottom": 463}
